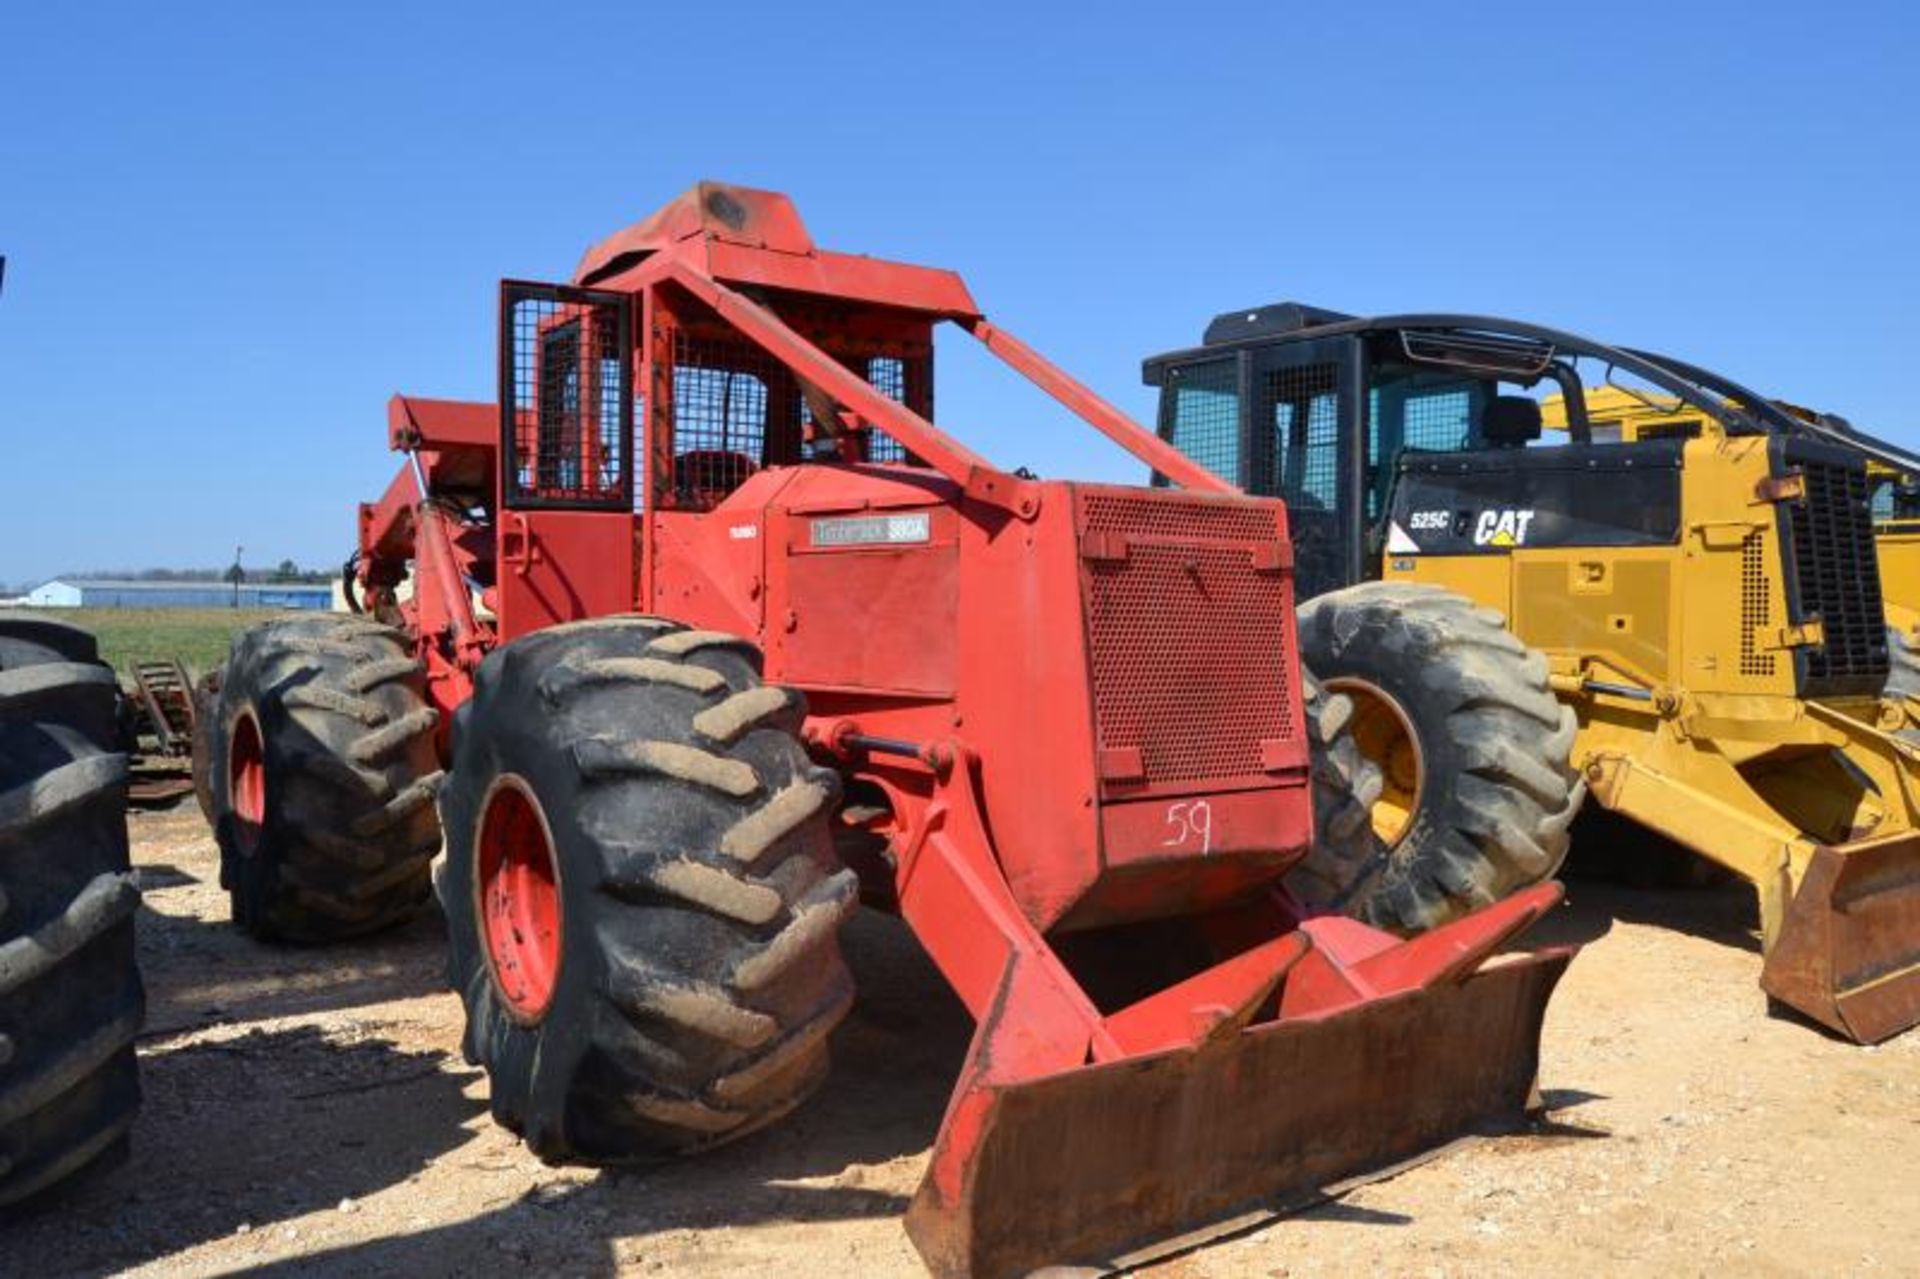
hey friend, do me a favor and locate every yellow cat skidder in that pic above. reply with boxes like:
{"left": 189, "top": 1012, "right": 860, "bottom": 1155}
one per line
{"left": 1147, "top": 303, "right": 1920, "bottom": 1043}
{"left": 1540, "top": 386, "right": 1920, "bottom": 725}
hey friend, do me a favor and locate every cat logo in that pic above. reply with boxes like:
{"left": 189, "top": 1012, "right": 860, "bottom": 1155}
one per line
{"left": 1473, "top": 508, "right": 1537, "bottom": 547}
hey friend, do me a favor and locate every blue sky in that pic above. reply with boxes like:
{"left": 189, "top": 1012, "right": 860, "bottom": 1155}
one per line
{"left": 2, "top": 2, "right": 1915, "bottom": 586}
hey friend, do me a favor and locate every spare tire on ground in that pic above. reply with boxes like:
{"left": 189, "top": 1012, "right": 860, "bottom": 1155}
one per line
{"left": 0, "top": 617, "right": 143, "bottom": 1208}
{"left": 1290, "top": 582, "right": 1586, "bottom": 934}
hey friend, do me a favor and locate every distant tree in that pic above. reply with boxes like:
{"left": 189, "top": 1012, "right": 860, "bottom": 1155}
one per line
{"left": 66, "top": 567, "right": 223, "bottom": 583}
{"left": 274, "top": 558, "right": 300, "bottom": 581}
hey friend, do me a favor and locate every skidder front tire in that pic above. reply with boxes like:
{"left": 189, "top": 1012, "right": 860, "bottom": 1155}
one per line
{"left": 0, "top": 618, "right": 143, "bottom": 1208}
{"left": 211, "top": 617, "right": 441, "bottom": 943}
{"left": 1284, "top": 671, "right": 1390, "bottom": 912}
{"left": 440, "top": 618, "right": 857, "bottom": 1163}
{"left": 1295, "top": 583, "right": 1585, "bottom": 933}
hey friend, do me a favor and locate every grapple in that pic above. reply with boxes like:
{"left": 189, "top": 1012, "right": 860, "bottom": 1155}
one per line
{"left": 1760, "top": 832, "right": 1920, "bottom": 1044}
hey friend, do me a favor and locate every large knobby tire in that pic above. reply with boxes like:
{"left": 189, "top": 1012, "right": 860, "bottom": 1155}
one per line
{"left": 210, "top": 616, "right": 441, "bottom": 942}
{"left": 440, "top": 617, "right": 857, "bottom": 1163}
{"left": 1293, "top": 582, "right": 1585, "bottom": 933}
{"left": 1284, "top": 672, "right": 1391, "bottom": 911}
{"left": 0, "top": 618, "right": 143, "bottom": 1208}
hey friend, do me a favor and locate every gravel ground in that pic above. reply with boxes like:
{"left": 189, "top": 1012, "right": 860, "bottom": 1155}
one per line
{"left": 7, "top": 801, "right": 1917, "bottom": 1277}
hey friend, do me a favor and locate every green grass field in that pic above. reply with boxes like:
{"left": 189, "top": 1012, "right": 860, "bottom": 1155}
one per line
{"left": 1, "top": 607, "right": 300, "bottom": 677}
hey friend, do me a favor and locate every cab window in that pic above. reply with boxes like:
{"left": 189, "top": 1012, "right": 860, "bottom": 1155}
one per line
{"left": 1162, "top": 358, "right": 1241, "bottom": 484}
{"left": 1364, "top": 371, "right": 1485, "bottom": 518}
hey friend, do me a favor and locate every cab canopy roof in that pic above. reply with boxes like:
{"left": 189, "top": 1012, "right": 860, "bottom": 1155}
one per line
{"left": 1150, "top": 299, "right": 1920, "bottom": 475}
{"left": 571, "top": 181, "right": 981, "bottom": 319}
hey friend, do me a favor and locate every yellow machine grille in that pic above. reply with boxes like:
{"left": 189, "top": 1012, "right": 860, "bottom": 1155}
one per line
{"left": 1740, "top": 532, "right": 1776, "bottom": 678}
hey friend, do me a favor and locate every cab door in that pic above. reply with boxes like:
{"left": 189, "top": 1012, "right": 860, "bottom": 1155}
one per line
{"left": 496, "top": 281, "right": 636, "bottom": 639}
{"left": 1248, "top": 336, "right": 1365, "bottom": 599}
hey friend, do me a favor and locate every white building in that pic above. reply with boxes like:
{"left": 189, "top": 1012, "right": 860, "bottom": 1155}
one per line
{"left": 22, "top": 579, "right": 335, "bottom": 611}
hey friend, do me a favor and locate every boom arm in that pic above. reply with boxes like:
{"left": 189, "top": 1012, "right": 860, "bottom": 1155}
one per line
{"left": 665, "top": 261, "right": 1238, "bottom": 516}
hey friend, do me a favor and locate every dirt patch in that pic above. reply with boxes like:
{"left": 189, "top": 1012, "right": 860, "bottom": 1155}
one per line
{"left": 9, "top": 802, "right": 1918, "bottom": 1276}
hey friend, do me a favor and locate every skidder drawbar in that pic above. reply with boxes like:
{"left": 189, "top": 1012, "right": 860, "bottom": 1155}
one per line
{"left": 291, "top": 181, "right": 1579, "bottom": 1273}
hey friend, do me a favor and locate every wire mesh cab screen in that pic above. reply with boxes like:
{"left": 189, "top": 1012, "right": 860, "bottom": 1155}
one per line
{"left": 655, "top": 303, "right": 931, "bottom": 510}
{"left": 500, "top": 281, "right": 633, "bottom": 510}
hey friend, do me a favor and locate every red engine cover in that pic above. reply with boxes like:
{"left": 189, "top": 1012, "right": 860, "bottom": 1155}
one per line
{"left": 646, "top": 467, "right": 1314, "bottom": 934}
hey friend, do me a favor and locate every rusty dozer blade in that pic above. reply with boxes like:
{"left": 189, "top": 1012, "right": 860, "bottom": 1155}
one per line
{"left": 1759, "top": 832, "right": 1920, "bottom": 1044}
{"left": 903, "top": 884, "right": 1573, "bottom": 1279}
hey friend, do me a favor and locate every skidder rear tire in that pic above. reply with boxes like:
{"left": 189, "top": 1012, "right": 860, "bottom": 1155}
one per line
{"left": 439, "top": 617, "right": 856, "bottom": 1162}
{"left": 0, "top": 618, "right": 143, "bottom": 1208}
{"left": 211, "top": 617, "right": 440, "bottom": 942}
{"left": 1294, "top": 582, "right": 1585, "bottom": 933}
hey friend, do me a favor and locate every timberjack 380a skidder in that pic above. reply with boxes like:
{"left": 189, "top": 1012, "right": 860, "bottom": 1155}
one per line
{"left": 204, "top": 185, "right": 1573, "bottom": 1276}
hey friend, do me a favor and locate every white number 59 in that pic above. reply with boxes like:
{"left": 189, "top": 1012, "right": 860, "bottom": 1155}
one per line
{"left": 1163, "top": 799, "right": 1214, "bottom": 855}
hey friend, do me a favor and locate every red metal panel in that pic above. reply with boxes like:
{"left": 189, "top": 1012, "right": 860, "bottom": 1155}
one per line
{"left": 388, "top": 394, "right": 496, "bottom": 452}
{"left": 774, "top": 512, "right": 960, "bottom": 697}
{"left": 1097, "top": 787, "right": 1303, "bottom": 869}
{"left": 496, "top": 510, "right": 637, "bottom": 638}
{"left": 705, "top": 242, "right": 980, "bottom": 318}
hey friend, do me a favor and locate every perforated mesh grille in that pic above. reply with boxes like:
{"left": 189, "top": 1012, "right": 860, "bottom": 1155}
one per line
{"left": 1080, "top": 491, "right": 1295, "bottom": 788}
{"left": 1082, "top": 493, "right": 1279, "bottom": 544}
{"left": 1787, "top": 453, "right": 1888, "bottom": 687}
{"left": 504, "top": 286, "right": 630, "bottom": 508}
{"left": 1636, "top": 418, "right": 1703, "bottom": 441}
{"left": 1740, "top": 532, "right": 1775, "bottom": 677}
{"left": 1163, "top": 359, "right": 1240, "bottom": 482}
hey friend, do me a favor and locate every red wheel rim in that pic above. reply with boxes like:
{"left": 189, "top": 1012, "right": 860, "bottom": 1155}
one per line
{"left": 228, "top": 710, "right": 267, "bottom": 855}
{"left": 476, "top": 776, "right": 563, "bottom": 1022}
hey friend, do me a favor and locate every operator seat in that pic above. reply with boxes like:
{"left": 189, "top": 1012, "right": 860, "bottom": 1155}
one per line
{"left": 674, "top": 449, "right": 761, "bottom": 507}
{"left": 1481, "top": 396, "right": 1543, "bottom": 448}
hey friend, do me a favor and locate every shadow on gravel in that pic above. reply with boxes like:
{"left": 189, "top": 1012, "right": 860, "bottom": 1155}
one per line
{"left": 186, "top": 913, "right": 966, "bottom": 1278}
{"left": 239, "top": 1174, "right": 912, "bottom": 1278}
{"left": 132, "top": 861, "right": 200, "bottom": 891}
{"left": 0, "top": 1027, "right": 483, "bottom": 1275}
{"left": 122, "top": 798, "right": 450, "bottom": 1034}
{"left": 1541, "top": 880, "right": 1761, "bottom": 956}
{"left": 135, "top": 899, "right": 449, "bottom": 1036}
{"left": 1539, "top": 809, "right": 1761, "bottom": 955}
